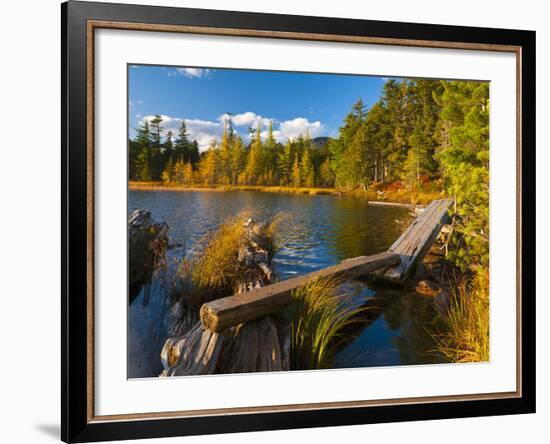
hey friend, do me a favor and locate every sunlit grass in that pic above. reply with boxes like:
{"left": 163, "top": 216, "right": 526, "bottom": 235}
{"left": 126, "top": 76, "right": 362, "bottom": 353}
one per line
{"left": 129, "top": 181, "right": 444, "bottom": 204}
{"left": 190, "top": 215, "right": 247, "bottom": 290}
{"left": 176, "top": 211, "right": 281, "bottom": 312}
{"left": 286, "top": 275, "right": 367, "bottom": 370}
{"left": 435, "top": 269, "right": 489, "bottom": 363}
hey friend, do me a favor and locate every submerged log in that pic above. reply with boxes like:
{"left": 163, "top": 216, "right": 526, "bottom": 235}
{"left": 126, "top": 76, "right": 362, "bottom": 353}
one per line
{"left": 128, "top": 209, "right": 169, "bottom": 303}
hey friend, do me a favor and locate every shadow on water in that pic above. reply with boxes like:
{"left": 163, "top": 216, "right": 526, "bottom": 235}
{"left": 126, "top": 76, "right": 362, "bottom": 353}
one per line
{"left": 127, "top": 189, "right": 442, "bottom": 377}
{"left": 334, "top": 282, "right": 446, "bottom": 368}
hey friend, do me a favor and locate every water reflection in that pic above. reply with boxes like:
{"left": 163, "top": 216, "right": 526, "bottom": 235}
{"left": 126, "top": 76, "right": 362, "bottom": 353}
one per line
{"left": 128, "top": 190, "right": 443, "bottom": 377}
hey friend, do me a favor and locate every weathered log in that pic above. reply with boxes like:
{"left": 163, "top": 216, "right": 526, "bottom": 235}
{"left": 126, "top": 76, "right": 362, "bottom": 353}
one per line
{"left": 161, "top": 315, "right": 288, "bottom": 376}
{"left": 216, "top": 316, "right": 288, "bottom": 373}
{"left": 128, "top": 209, "right": 169, "bottom": 303}
{"left": 159, "top": 217, "right": 285, "bottom": 376}
{"left": 382, "top": 198, "right": 453, "bottom": 282}
{"left": 160, "top": 323, "right": 224, "bottom": 376}
{"left": 200, "top": 251, "right": 401, "bottom": 332}
{"left": 234, "top": 218, "right": 274, "bottom": 289}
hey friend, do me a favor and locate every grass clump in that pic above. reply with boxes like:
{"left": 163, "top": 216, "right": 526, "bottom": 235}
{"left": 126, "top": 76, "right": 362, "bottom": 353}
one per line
{"left": 190, "top": 216, "right": 246, "bottom": 290}
{"left": 178, "top": 211, "right": 282, "bottom": 313}
{"left": 287, "top": 275, "right": 366, "bottom": 370}
{"left": 435, "top": 269, "right": 489, "bottom": 363}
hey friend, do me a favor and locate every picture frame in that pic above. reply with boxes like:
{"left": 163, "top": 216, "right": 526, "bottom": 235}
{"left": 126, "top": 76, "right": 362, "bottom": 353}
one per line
{"left": 61, "top": 1, "right": 536, "bottom": 442}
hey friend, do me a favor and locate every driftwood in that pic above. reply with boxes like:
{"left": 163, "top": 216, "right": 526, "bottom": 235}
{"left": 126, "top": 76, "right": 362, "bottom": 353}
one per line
{"left": 200, "top": 251, "right": 400, "bottom": 332}
{"left": 160, "top": 323, "right": 224, "bottom": 376}
{"left": 128, "top": 209, "right": 169, "bottom": 303}
{"left": 235, "top": 218, "right": 274, "bottom": 292}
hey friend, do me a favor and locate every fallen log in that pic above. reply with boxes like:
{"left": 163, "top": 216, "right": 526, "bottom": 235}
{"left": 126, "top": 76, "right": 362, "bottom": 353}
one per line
{"left": 200, "top": 251, "right": 400, "bottom": 332}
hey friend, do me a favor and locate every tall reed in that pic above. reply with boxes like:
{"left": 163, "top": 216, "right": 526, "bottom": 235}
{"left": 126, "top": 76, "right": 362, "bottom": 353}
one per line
{"left": 435, "top": 269, "right": 489, "bottom": 363}
{"left": 287, "top": 276, "right": 366, "bottom": 370}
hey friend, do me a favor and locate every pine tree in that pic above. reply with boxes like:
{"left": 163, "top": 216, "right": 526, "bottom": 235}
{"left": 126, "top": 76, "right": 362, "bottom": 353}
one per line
{"left": 402, "top": 147, "right": 419, "bottom": 190}
{"left": 291, "top": 156, "right": 301, "bottom": 187}
{"left": 300, "top": 149, "right": 315, "bottom": 188}
{"left": 339, "top": 125, "right": 368, "bottom": 190}
{"left": 382, "top": 80, "right": 413, "bottom": 181}
{"left": 244, "top": 124, "right": 263, "bottom": 184}
{"left": 200, "top": 142, "right": 220, "bottom": 185}
{"left": 230, "top": 137, "right": 246, "bottom": 184}
{"left": 174, "top": 120, "right": 199, "bottom": 165}
{"left": 160, "top": 130, "right": 175, "bottom": 183}
{"left": 148, "top": 115, "right": 164, "bottom": 180}
{"left": 435, "top": 81, "right": 489, "bottom": 268}
{"left": 318, "top": 158, "right": 334, "bottom": 187}
{"left": 277, "top": 141, "right": 293, "bottom": 185}
{"left": 219, "top": 119, "right": 233, "bottom": 184}
{"left": 139, "top": 157, "right": 152, "bottom": 182}
{"left": 132, "top": 120, "right": 152, "bottom": 180}
{"left": 163, "top": 131, "right": 174, "bottom": 163}
{"left": 184, "top": 162, "right": 194, "bottom": 184}
{"left": 264, "top": 121, "right": 278, "bottom": 182}
{"left": 161, "top": 156, "right": 174, "bottom": 183}
{"left": 173, "top": 158, "right": 186, "bottom": 183}
{"left": 329, "top": 99, "right": 367, "bottom": 187}
{"left": 149, "top": 115, "right": 163, "bottom": 147}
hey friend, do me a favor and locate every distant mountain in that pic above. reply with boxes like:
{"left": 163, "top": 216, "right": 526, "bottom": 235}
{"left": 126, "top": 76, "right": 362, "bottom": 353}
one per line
{"left": 311, "top": 137, "right": 331, "bottom": 149}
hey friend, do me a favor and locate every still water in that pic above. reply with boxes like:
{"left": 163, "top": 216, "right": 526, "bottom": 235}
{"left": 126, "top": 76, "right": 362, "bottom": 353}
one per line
{"left": 128, "top": 189, "right": 443, "bottom": 378}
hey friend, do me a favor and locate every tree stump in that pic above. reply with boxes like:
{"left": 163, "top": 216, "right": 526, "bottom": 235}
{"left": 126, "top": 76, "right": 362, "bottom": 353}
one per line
{"left": 128, "top": 209, "right": 169, "bottom": 303}
{"left": 159, "top": 217, "right": 289, "bottom": 376}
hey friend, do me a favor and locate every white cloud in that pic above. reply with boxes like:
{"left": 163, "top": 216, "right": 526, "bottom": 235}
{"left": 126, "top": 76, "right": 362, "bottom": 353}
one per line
{"left": 140, "top": 114, "right": 223, "bottom": 151}
{"left": 276, "top": 117, "right": 324, "bottom": 142}
{"left": 220, "top": 113, "right": 324, "bottom": 142}
{"left": 219, "top": 111, "right": 272, "bottom": 129}
{"left": 174, "top": 67, "right": 211, "bottom": 78}
{"left": 139, "top": 113, "right": 326, "bottom": 151}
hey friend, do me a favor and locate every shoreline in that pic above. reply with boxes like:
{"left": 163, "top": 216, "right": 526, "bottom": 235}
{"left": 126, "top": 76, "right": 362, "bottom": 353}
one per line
{"left": 128, "top": 181, "right": 442, "bottom": 207}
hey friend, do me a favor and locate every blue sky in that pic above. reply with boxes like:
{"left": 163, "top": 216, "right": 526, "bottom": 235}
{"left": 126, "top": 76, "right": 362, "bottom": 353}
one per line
{"left": 128, "top": 64, "right": 392, "bottom": 151}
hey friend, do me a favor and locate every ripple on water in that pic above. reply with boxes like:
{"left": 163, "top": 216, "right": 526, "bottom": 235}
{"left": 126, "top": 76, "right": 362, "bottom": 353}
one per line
{"left": 127, "top": 190, "right": 442, "bottom": 376}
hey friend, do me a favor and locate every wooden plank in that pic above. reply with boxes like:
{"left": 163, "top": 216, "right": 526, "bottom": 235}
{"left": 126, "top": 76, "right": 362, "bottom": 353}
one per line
{"left": 383, "top": 198, "right": 453, "bottom": 281}
{"left": 200, "top": 251, "right": 401, "bottom": 332}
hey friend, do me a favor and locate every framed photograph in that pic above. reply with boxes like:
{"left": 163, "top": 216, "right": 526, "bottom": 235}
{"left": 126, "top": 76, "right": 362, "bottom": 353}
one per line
{"left": 62, "top": 1, "right": 535, "bottom": 442}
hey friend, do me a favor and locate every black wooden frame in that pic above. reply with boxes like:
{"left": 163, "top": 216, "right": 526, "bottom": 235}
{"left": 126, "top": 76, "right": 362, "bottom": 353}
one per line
{"left": 62, "top": 1, "right": 536, "bottom": 442}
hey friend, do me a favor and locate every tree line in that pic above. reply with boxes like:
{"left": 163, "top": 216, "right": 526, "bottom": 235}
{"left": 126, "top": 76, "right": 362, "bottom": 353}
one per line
{"left": 129, "top": 116, "right": 332, "bottom": 187}
{"left": 129, "top": 78, "right": 488, "bottom": 267}
{"left": 129, "top": 79, "right": 487, "bottom": 191}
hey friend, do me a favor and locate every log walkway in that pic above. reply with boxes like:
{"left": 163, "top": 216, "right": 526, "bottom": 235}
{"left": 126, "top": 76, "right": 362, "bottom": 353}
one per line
{"left": 383, "top": 198, "right": 454, "bottom": 281}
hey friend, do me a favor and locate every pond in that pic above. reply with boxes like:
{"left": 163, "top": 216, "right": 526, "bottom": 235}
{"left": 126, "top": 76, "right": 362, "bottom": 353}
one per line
{"left": 128, "top": 189, "right": 444, "bottom": 378}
